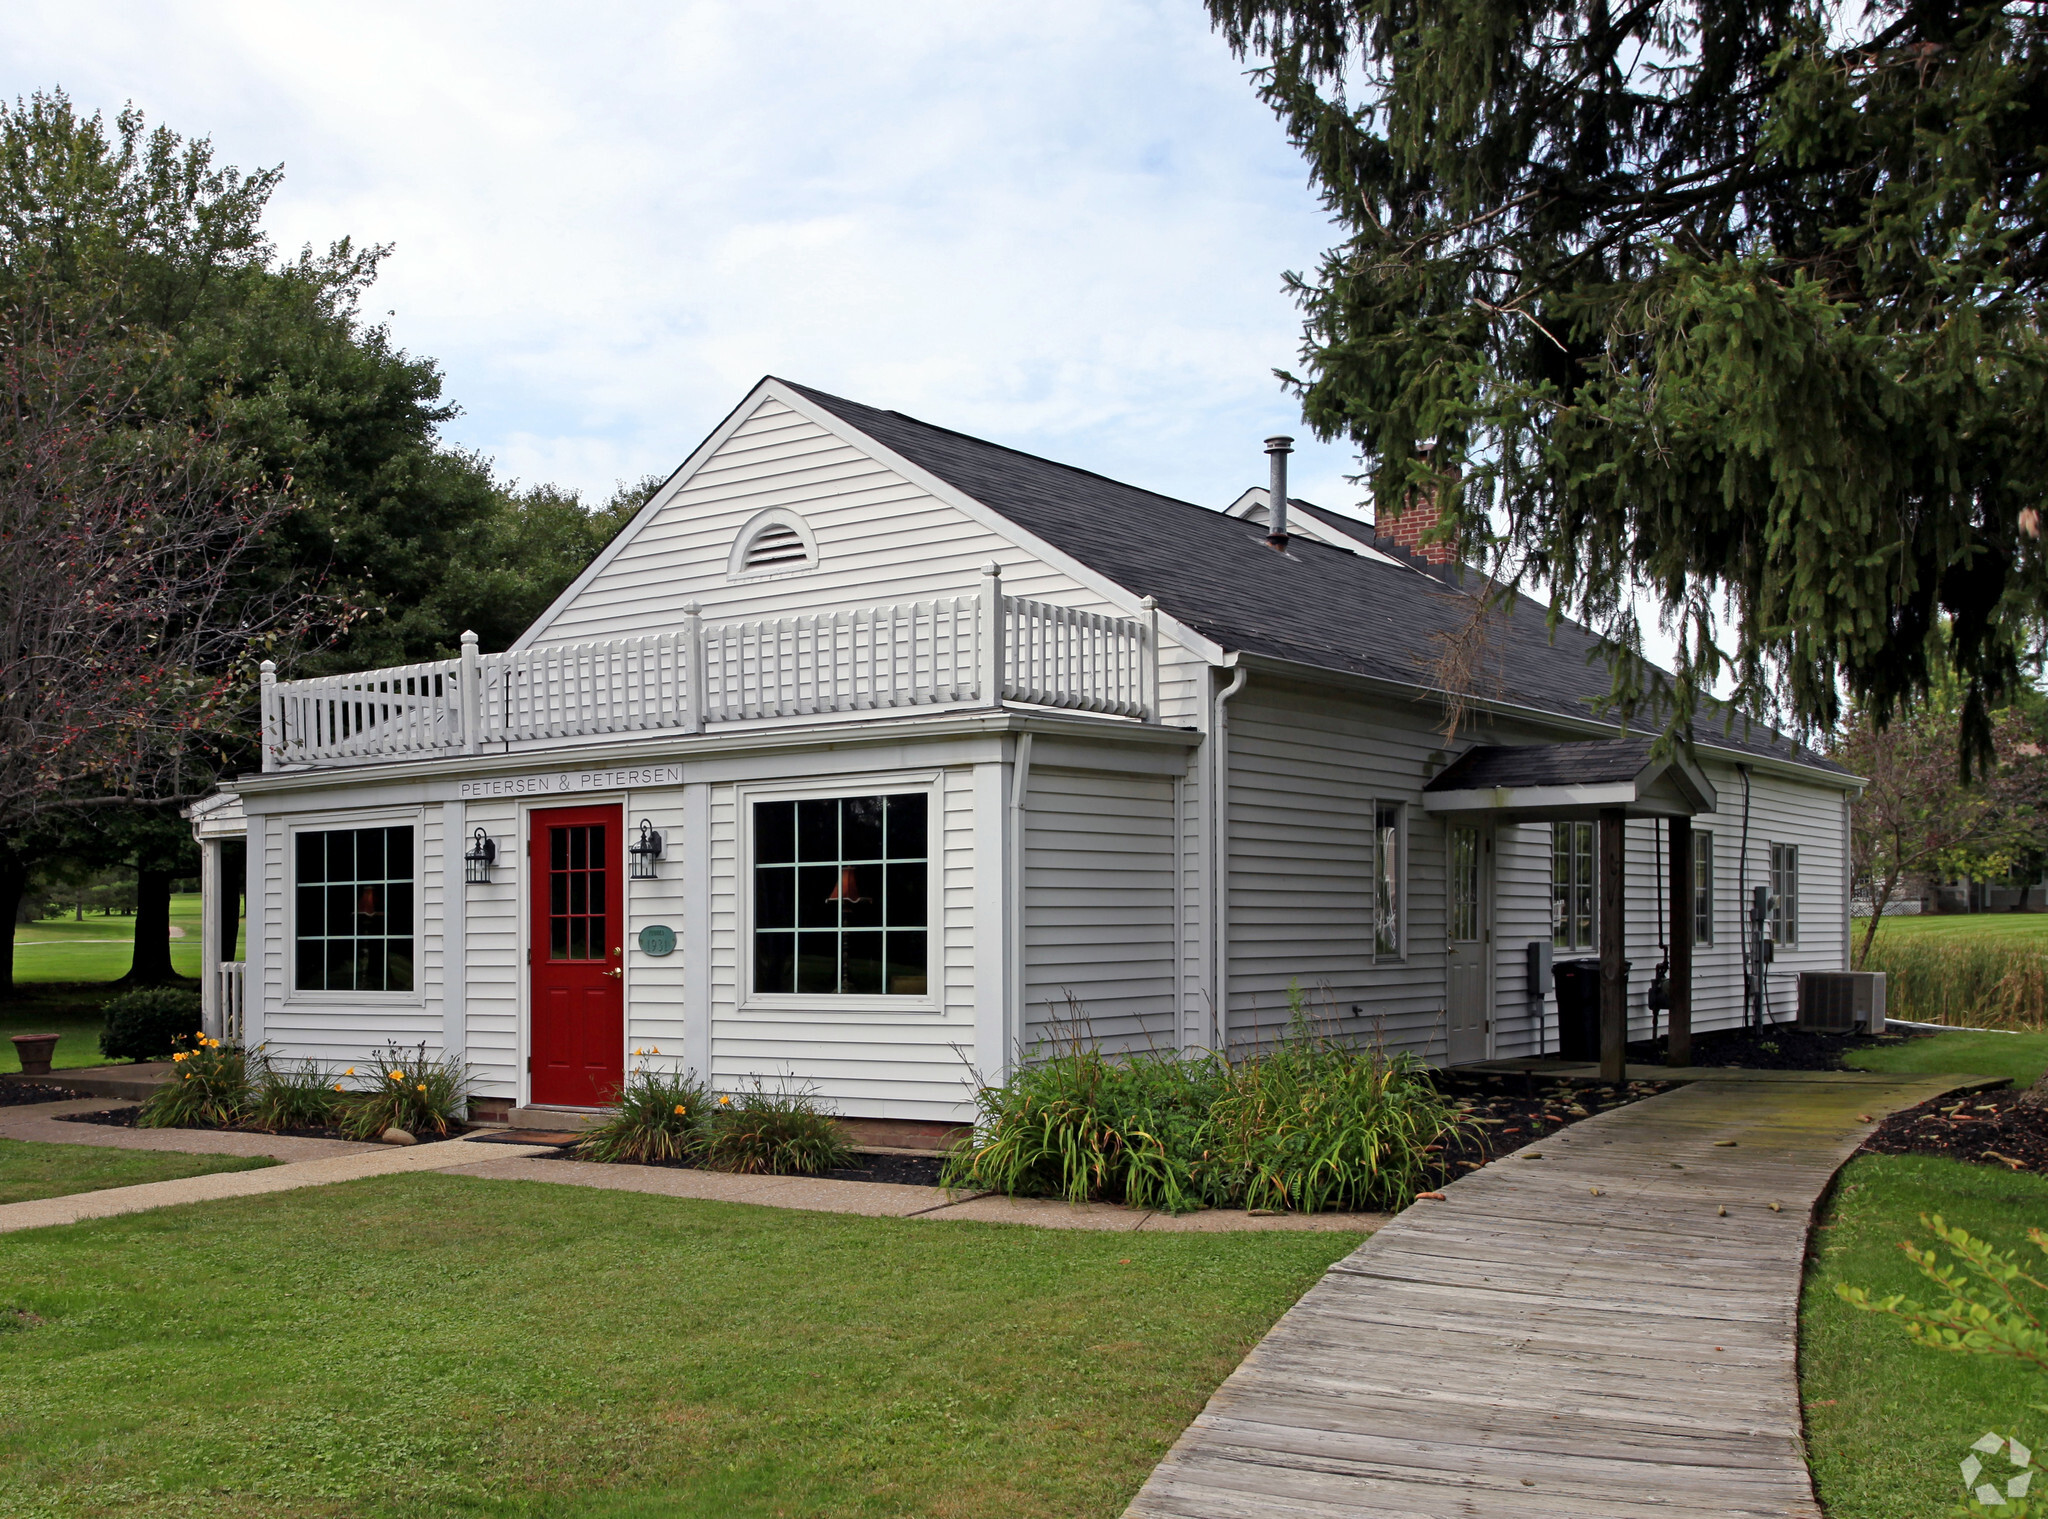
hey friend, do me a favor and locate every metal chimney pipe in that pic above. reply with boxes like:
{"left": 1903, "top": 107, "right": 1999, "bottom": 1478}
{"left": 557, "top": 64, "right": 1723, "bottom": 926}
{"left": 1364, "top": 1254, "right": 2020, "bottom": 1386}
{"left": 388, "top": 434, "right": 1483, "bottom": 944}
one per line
{"left": 1264, "top": 435, "right": 1293, "bottom": 548}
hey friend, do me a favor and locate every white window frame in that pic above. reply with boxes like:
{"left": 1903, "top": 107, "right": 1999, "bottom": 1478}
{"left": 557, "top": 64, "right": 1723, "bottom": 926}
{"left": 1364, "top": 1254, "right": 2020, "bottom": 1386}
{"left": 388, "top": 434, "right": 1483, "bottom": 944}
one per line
{"left": 1371, "top": 799, "right": 1407, "bottom": 962}
{"left": 726, "top": 506, "right": 820, "bottom": 583}
{"left": 1771, "top": 842, "right": 1800, "bottom": 946}
{"left": 737, "top": 774, "right": 942, "bottom": 1015}
{"left": 1552, "top": 820, "right": 1597, "bottom": 952}
{"left": 283, "top": 807, "right": 428, "bottom": 1007}
{"left": 1694, "top": 829, "right": 1716, "bottom": 946}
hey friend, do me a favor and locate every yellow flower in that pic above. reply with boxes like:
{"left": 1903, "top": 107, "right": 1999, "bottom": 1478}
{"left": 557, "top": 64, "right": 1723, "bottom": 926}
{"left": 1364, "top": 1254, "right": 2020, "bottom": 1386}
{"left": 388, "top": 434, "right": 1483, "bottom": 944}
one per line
{"left": 649, "top": 1047, "right": 660, "bottom": 1055}
{"left": 172, "top": 1052, "right": 188, "bottom": 1062}
{"left": 717, "top": 1095, "right": 731, "bottom": 1107}
{"left": 332, "top": 1083, "right": 344, "bottom": 1093}
{"left": 417, "top": 1083, "right": 427, "bottom": 1093}
{"left": 389, "top": 1070, "right": 404, "bottom": 1081}
{"left": 344, "top": 1067, "right": 355, "bottom": 1076}
{"left": 673, "top": 1105, "right": 687, "bottom": 1116}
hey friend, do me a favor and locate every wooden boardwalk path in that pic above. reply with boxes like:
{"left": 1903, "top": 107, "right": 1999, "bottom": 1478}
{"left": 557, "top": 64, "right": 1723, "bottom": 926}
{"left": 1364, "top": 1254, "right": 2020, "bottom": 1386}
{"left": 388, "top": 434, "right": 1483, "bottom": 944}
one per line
{"left": 1126, "top": 1069, "right": 1987, "bottom": 1519}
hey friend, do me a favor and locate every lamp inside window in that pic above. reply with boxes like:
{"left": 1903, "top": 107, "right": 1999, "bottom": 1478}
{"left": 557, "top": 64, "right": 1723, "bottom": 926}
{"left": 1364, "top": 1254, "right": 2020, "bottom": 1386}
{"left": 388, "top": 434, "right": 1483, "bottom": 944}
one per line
{"left": 629, "top": 818, "right": 664, "bottom": 880}
{"left": 463, "top": 828, "right": 497, "bottom": 885}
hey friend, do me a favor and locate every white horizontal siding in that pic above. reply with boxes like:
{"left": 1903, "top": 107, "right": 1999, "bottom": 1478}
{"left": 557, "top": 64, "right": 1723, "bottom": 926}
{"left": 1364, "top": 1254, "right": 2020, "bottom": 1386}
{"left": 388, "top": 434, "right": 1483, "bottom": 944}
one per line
{"left": 1023, "top": 767, "right": 1177, "bottom": 1055}
{"left": 460, "top": 798, "right": 521, "bottom": 1098}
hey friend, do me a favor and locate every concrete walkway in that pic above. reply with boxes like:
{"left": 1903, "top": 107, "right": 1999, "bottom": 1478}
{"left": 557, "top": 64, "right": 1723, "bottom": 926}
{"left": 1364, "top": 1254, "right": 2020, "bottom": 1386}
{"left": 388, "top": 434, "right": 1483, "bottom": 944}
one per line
{"left": 0, "top": 1129, "right": 557, "bottom": 1233}
{"left": 443, "top": 1154, "right": 1388, "bottom": 1233}
{"left": 1123, "top": 1069, "right": 1992, "bottom": 1519}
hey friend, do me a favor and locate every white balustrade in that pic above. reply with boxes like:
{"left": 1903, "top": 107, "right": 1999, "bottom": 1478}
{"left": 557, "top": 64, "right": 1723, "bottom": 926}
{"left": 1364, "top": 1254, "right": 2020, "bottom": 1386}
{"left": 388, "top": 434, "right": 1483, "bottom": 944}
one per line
{"left": 272, "top": 658, "right": 462, "bottom": 764}
{"left": 218, "top": 961, "right": 246, "bottom": 1044}
{"left": 1003, "top": 596, "right": 1150, "bottom": 717}
{"left": 263, "top": 586, "right": 1152, "bottom": 768}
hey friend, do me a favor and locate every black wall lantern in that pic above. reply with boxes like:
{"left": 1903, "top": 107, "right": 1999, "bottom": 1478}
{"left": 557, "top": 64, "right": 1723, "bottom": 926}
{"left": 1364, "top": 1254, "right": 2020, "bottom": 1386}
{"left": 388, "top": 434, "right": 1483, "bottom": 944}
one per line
{"left": 463, "top": 828, "right": 497, "bottom": 885}
{"left": 629, "top": 818, "right": 665, "bottom": 880}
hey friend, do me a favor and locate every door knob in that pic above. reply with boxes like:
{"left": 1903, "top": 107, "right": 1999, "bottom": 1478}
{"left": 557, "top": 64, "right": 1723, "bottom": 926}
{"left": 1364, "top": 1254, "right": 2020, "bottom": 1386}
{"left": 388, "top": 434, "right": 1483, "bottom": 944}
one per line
{"left": 603, "top": 968, "right": 622, "bottom": 979}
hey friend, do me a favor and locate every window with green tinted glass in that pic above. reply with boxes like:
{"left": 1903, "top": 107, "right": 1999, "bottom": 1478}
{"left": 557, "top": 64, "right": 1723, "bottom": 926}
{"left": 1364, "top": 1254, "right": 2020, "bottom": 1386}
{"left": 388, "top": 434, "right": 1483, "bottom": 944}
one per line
{"left": 752, "top": 794, "right": 929, "bottom": 996}
{"left": 1552, "top": 821, "right": 1595, "bottom": 951}
{"left": 294, "top": 826, "right": 415, "bottom": 992}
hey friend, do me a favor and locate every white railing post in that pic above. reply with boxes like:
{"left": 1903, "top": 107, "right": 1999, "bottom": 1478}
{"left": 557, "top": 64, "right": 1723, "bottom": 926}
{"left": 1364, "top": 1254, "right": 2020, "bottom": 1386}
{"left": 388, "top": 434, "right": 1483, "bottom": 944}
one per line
{"left": 1140, "top": 595, "right": 1159, "bottom": 722}
{"left": 682, "top": 602, "right": 705, "bottom": 732}
{"left": 459, "top": 630, "right": 481, "bottom": 754}
{"left": 979, "top": 563, "right": 1004, "bottom": 707}
{"left": 259, "top": 660, "right": 278, "bottom": 771}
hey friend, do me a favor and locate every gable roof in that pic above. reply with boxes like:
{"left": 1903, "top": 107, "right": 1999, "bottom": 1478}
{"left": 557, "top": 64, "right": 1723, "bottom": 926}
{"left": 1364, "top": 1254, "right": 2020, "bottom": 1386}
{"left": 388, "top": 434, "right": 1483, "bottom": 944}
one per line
{"left": 779, "top": 380, "right": 1843, "bottom": 776}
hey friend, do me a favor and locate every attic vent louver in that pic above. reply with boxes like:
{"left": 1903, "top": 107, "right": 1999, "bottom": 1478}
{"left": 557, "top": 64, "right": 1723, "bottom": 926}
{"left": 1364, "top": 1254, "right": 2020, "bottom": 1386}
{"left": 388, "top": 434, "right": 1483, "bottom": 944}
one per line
{"left": 742, "top": 523, "right": 809, "bottom": 572}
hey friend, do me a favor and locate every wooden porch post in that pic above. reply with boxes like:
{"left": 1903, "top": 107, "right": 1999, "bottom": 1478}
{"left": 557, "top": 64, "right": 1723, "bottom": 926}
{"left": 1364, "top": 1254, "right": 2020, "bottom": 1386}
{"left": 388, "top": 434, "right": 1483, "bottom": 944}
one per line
{"left": 1667, "top": 818, "right": 1694, "bottom": 1067}
{"left": 1599, "top": 809, "right": 1627, "bottom": 1084}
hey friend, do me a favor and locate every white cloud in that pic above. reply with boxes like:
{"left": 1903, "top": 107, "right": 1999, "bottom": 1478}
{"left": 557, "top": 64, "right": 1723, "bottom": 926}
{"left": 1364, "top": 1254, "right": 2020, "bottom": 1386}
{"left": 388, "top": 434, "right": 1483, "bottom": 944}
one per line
{"left": 3, "top": 0, "right": 1379, "bottom": 521}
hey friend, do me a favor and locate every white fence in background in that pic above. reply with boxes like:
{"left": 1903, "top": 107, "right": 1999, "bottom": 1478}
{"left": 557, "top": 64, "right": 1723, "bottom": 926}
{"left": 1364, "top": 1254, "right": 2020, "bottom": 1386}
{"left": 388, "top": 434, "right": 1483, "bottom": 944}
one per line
{"left": 261, "top": 569, "right": 1158, "bottom": 769}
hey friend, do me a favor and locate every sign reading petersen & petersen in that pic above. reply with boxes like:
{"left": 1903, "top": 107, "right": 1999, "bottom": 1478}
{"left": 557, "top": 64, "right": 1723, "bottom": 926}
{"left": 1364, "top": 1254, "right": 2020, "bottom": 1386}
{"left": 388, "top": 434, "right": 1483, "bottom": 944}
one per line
{"left": 458, "top": 764, "right": 683, "bottom": 800}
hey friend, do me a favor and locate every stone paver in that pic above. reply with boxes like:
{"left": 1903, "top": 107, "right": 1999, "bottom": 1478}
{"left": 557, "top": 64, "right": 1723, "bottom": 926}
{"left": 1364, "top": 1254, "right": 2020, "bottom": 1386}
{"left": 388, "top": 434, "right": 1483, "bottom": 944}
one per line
{"left": 0, "top": 1132, "right": 554, "bottom": 1233}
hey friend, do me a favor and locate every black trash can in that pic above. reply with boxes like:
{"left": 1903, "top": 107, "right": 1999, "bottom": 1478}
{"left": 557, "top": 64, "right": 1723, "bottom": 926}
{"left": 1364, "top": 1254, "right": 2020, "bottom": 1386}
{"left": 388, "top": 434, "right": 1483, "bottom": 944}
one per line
{"left": 1551, "top": 957, "right": 1629, "bottom": 1060}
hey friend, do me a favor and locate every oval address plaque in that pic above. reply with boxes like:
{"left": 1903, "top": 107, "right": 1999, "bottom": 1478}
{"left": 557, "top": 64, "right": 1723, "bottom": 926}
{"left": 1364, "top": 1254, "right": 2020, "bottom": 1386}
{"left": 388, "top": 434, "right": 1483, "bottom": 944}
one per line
{"left": 637, "top": 924, "right": 677, "bottom": 957}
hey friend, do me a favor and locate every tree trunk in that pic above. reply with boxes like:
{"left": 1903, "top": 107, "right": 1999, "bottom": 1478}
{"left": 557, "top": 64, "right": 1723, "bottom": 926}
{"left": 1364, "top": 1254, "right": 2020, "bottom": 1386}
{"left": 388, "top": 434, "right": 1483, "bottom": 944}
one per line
{"left": 122, "top": 867, "right": 179, "bottom": 986}
{"left": 0, "top": 844, "right": 24, "bottom": 1000}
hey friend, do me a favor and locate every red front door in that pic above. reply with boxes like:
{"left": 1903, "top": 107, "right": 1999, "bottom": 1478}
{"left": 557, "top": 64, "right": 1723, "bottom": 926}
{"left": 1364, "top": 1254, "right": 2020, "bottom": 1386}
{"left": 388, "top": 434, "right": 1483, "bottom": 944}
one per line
{"left": 529, "top": 805, "right": 624, "bottom": 1107}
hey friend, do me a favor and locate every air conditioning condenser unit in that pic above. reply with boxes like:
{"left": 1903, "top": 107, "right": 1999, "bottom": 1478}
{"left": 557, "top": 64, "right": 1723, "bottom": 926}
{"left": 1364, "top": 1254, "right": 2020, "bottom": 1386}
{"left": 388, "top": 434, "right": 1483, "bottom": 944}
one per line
{"left": 1798, "top": 971, "right": 1886, "bottom": 1034}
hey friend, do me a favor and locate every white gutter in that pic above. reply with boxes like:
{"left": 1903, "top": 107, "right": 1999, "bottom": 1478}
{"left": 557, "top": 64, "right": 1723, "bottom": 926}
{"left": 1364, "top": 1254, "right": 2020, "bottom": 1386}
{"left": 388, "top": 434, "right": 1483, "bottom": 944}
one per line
{"left": 1209, "top": 663, "right": 1248, "bottom": 1053}
{"left": 1008, "top": 731, "right": 1034, "bottom": 1072}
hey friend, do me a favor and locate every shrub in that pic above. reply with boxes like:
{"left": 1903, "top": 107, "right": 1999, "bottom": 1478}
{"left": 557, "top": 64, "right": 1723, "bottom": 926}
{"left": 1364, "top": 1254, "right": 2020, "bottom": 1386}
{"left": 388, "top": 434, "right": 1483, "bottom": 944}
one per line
{"left": 943, "top": 991, "right": 1463, "bottom": 1214}
{"left": 248, "top": 1056, "right": 343, "bottom": 1133}
{"left": 698, "top": 1077, "right": 852, "bottom": 1176}
{"left": 99, "top": 987, "right": 202, "bottom": 1061}
{"left": 340, "top": 1042, "right": 468, "bottom": 1138}
{"left": 136, "top": 1035, "right": 252, "bottom": 1128}
{"left": 577, "top": 1057, "right": 710, "bottom": 1164}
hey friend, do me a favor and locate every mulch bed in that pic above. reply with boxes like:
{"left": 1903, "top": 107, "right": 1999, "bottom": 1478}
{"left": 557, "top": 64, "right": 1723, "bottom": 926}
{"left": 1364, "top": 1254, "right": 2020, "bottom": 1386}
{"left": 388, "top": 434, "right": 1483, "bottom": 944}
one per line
{"left": 1861, "top": 1089, "right": 2048, "bottom": 1174}
{"left": 54, "top": 1106, "right": 472, "bottom": 1145}
{"left": 1628, "top": 1025, "right": 1911, "bottom": 1071}
{"left": 536, "top": 1142, "right": 946, "bottom": 1188}
{"left": 0, "top": 1080, "right": 91, "bottom": 1107}
{"left": 1426, "top": 1072, "right": 1676, "bottom": 1184}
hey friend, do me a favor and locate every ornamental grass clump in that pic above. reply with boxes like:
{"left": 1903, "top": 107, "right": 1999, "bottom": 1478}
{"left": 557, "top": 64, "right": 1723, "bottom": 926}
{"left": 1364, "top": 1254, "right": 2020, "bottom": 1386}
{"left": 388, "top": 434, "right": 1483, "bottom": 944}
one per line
{"left": 577, "top": 1053, "right": 710, "bottom": 1164}
{"left": 247, "top": 1056, "right": 342, "bottom": 1133}
{"left": 340, "top": 1041, "right": 468, "bottom": 1138}
{"left": 940, "top": 1038, "right": 1224, "bottom": 1213}
{"left": 136, "top": 1035, "right": 252, "bottom": 1129}
{"left": 943, "top": 990, "right": 1463, "bottom": 1215}
{"left": 698, "top": 1077, "right": 852, "bottom": 1176}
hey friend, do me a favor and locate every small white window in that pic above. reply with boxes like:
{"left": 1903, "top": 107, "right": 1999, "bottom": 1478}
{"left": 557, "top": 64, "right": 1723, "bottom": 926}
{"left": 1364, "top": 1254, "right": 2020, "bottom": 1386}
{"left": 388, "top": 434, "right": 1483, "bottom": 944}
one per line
{"left": 728, "top": 509, "right": 818, "bottom": 579}
{"left": 1771, "top": 843, "right": 1799, "bottom": 945}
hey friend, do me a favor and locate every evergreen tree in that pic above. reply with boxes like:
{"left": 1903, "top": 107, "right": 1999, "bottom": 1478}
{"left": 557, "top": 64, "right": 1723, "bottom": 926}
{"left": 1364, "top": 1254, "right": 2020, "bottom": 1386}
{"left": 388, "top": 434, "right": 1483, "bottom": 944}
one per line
{"left": 1208, "top": 0, "right": 2048, "bottom": 767}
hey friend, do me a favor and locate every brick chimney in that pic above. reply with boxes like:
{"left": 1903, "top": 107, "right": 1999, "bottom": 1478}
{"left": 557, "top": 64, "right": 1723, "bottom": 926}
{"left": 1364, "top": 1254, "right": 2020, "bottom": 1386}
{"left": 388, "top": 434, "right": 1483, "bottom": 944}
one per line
{"left": 1375, "top": 448, "right": 1459, "bottom": 565}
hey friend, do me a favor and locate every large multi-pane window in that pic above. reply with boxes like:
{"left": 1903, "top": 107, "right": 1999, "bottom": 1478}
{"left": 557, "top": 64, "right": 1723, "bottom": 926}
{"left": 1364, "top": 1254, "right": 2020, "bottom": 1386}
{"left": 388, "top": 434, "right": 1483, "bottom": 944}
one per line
{"left": 1771, "top": 843, "right": 1800, "bottom": 945}
{"left": 294, "top": 826, "right": 414, "bottom": 992}
{"left": 753, "top": 793, "right": 928, "bottom": 997}
{"left": 1552, "top": 821, "right": 1595, "bottom": 951}
{"left": 1694, "top": 830, "right": 1715, "bottom": 945}
{"left": 1373, "top": 802, "right": 1402, "bottom": 957}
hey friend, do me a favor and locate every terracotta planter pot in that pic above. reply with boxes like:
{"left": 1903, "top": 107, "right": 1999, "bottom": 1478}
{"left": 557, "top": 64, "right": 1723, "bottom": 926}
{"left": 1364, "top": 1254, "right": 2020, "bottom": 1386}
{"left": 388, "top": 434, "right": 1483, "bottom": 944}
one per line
{"left": 10, "top": 1033, "right": 62, "bottom": 1077}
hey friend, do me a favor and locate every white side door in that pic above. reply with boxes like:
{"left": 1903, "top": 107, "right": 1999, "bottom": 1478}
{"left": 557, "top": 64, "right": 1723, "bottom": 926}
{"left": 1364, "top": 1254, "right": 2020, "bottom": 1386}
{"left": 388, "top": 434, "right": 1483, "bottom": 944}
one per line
{"left": 1445, "top": 823, "right": 1492, "bottom": 1064}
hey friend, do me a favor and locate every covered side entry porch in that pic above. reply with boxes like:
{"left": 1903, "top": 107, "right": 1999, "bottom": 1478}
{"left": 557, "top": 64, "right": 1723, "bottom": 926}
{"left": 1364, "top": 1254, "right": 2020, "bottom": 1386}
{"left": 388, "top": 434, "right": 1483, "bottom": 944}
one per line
{"left": 1424, "top": 738, "right": 1718, "bottom": 1080}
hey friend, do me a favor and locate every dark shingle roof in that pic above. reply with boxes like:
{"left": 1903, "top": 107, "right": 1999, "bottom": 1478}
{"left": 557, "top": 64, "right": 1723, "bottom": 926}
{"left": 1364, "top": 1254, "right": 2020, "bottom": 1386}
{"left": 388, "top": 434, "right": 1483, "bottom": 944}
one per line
{"left": 782, "top": 381, "right": 1843, "bottom": 776}
{"left": 1425, "top": 740, "right": 1657, "bottom": 792}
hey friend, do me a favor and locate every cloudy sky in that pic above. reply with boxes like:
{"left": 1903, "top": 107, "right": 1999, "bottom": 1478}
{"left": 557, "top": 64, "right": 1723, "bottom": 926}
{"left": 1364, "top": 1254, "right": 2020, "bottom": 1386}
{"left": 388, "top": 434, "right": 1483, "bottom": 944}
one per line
{"left": 3, "top": 1, "right": 1374, "bottom": 522}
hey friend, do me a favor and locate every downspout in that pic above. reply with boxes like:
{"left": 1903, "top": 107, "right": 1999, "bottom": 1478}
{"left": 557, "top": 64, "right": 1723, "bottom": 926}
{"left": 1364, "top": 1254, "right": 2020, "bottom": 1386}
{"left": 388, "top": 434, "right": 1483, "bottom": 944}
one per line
{"left": 1211, "top": 663, "right": 1248, "bottom": 1052}
{"left": 1008, "top": 731, "right": 1034, "bottom": 1070}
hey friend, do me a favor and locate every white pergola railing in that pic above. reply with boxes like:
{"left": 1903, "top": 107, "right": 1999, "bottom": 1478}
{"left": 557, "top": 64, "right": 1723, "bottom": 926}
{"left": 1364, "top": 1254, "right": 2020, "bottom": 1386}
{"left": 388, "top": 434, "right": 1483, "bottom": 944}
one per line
{"left": 261, "top": 568, "right": 1159, "bottom": 770}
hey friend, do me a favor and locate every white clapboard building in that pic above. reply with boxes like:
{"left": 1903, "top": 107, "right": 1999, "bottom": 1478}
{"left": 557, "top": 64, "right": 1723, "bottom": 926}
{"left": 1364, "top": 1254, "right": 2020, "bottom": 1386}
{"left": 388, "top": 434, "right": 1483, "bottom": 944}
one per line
{"left": 188, "top": 378, "right": 1858, "bottom": 1134}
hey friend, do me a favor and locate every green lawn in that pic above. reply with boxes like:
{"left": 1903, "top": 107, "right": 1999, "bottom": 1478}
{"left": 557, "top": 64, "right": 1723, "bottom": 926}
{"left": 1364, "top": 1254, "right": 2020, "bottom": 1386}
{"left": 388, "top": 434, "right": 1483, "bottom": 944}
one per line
{"left": 1845, "top": 1029, "right": 2048, "bottom": 1088}
{"left": 0, "top": 1137, "right": 272, "bottom": 1205}
{"left": 1866, "top": 912, "right": 2048, "bottom": 945}
{"left": 1802, "top": 1154, "right": 2048, "bottom": 1519}
{"left": 11, "top": 891, "right": 209, "bottom": 984}
{"left": 0, "top": 1174, "right": 1360, "bottom": 1518}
